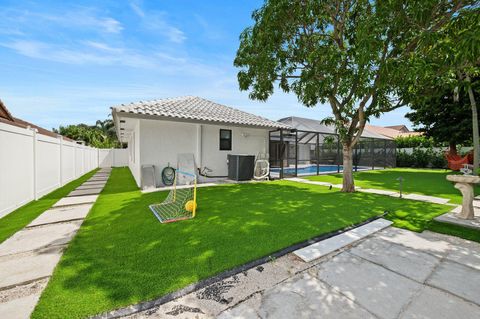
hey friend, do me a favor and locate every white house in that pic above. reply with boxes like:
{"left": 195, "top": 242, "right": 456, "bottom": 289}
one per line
{"left": 112, "top": 96, "right": 290, "bottom": 187}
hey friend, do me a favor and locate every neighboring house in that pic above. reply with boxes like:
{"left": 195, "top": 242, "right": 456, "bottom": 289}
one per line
{"left": 112, "top": 96, "right": 290, "bottom": 187}
{"left": 365, "top": 124, "right": 422, "bottom": 139}
{"left": 385, "top": 125, "right": 410, "bottom": 133}
{"left": 0, "top": 99, "right": 73, "bottom": 141}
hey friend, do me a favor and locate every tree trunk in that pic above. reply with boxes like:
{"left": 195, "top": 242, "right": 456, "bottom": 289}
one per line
{"left": 466, "top": 75, "right": 479, "bottom": 174}
{"left": 342, "top": 144, "right": 355, "bottom": 192}
{"left": 449, "top": 141, "right": 457, "bottom": 155}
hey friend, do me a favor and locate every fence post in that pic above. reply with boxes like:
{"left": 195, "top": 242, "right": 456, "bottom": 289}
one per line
{"left": 31, "top": 128, "right": 38, "bottom": 200}
{"left": 58, "top": 135, "right": 63, "bottom": 186}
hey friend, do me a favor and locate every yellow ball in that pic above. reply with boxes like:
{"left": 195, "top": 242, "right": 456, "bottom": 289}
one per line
{"left": 185, "top": 200, "right": 197, "bottom": 212}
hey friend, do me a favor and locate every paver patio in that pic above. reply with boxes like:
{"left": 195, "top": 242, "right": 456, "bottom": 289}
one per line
{"left": 0, "top": 168, "right": 111, "bottom": 319}
{"left": 126, "top": 226, "right": 480, "bottom": 319}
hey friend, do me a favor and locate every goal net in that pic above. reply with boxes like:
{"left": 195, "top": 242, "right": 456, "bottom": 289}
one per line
{"left": 149, "top": 170, "right": 197, "bottom": 223}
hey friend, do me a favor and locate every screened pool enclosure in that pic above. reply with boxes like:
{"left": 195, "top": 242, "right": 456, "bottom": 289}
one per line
{"left": 269, "top": 117, "right": 396, "bottom": 178}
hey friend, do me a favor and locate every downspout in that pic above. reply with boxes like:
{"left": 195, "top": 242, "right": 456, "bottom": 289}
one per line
{"left": 196, "top": 124, "right": 202, "bottom": 168}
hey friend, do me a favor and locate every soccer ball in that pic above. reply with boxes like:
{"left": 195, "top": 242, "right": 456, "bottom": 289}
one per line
{"left": 185, "top": 200, "right": 197, "bottom": 212}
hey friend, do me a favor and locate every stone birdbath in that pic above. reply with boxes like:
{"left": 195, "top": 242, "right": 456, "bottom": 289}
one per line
{"left": 446, "top": 174, "right": 480, "bottom": 220}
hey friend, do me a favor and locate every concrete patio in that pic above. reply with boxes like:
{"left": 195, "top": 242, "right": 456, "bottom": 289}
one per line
{"left": 126, "top": 226, "right": 480, "bottom": 319}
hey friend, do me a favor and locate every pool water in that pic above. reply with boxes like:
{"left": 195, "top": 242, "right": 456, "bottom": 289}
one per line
{"left": 271, "top": 165, "right": 342, "bottom": 175}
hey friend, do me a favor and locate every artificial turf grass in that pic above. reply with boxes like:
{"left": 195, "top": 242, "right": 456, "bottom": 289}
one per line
{"left": 0, "top": 169, "right": 98, "bottom": 244}
{"left": 426, "top": 220, "right": 480, "bottom": 243}
{"left": 31, "top": 167, "right": 452, "bottom": 319}
{"left": 304, "top": 168, "right": 480, "bottom": 205}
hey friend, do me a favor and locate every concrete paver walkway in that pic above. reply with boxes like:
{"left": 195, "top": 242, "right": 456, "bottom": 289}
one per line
{"left": 124, "top": 226, "right": 480, "bottom": 319}
{"left": 287, "top": 177, "right": 453, "bottom": 205}
{"left": 0, "top": 168, "right": 111, "bottom": 319}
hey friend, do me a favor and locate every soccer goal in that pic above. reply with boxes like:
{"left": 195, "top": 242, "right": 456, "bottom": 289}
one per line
{"left": 149, "top": 170, "right": 197, "bottom": 223}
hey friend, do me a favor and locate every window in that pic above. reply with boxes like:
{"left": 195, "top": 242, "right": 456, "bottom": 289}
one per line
{"left": 219, "top": 129, "right": 232, "bottom": 150}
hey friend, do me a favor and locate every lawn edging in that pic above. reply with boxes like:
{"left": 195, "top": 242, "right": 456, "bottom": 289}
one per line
{"left": 92, "top": 212, "right": 387, "bottom": 319}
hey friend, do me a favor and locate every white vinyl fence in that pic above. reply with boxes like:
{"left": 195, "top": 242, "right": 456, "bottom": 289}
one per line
{"left": 0, "top": 122, "right": 128, "bottom": 218}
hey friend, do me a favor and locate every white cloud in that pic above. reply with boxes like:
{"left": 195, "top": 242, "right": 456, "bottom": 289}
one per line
{"left": 127, "top": 1, "right": 186, "bottom": 44}
{"left": 142, "top": 12, "right": 186, "bottom": 43}
{"left": 1, "top": 39, "right": 223, "bottom": 77}
{"left": 1, "top": 40, "right": 154, "bottom": 68}
{"left": 0, "top": 7, "right": 123, "bottom": 35}
{"left": 129, "top": 0, "right": 145, "bottom": 18}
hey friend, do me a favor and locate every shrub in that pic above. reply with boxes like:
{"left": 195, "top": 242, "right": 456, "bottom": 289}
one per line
{"left": 396, "top": 148, "right": 447, "bottom": 168}
{"left": 394, "top": 135, "right": 435, "bottom": 148}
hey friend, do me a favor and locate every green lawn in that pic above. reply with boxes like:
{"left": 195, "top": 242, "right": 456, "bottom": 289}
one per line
{"left": 0, "top": 169, "right": 98, "bottom": 244}
{"left": 32, "top": 167, "right": 451, "bottom": 319}
{"left": 304, "top": 168, "right": 479, "bottom": 205}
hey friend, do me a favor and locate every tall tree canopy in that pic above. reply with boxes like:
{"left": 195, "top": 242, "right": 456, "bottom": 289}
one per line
{"left": 406, "top": 79, "right": 480, "bottom": 154}
{"left": 54, "top": 119, "right": 121, "bottom": 148}
{"left": 401, "top": 4, "right": 480, "bottom": 170}
{"left": 234, "top": 0, "right": 473, "bottom": 191}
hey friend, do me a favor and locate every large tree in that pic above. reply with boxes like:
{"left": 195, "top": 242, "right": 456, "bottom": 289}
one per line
{"left": 406, "top": 80, "right": 479, "bottom": 154}
{"left": 234, "top": 0, "right": 472, "bottom": 191}
{"left": 402, "top": 5, "right": 480, "bottom": 171}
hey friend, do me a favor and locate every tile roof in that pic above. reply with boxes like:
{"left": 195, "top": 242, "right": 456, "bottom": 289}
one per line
{"left": 112, "top": 96, "right": 290, "bottom": 129}
{"left": 0, "top": 99, "right": 14, "bottom": 121}
{"left": 365, "top": 124, "right": 421, "bottom": 139}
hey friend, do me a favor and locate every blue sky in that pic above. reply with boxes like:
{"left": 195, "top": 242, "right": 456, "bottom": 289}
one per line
{"left": 0, "top": 0, "right": 412, "bottom": 130}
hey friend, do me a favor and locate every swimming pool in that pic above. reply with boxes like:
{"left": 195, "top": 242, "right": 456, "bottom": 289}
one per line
{"left": 271, "top": 165, "right": 342, "bottom": 175}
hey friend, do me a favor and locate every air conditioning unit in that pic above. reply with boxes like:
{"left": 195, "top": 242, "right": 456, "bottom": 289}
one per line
{"left": 227, "top": 154, "right": 255, "bottom": 181}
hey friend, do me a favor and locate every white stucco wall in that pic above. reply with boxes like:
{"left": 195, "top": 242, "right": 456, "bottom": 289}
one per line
{"left": 133, "top": 118, "right": 269, "bottom": 187}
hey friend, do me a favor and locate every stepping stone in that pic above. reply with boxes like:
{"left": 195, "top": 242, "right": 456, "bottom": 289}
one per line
{"left": 28, "top": 204, "right": 92, "bottom": 227}
{"left": 360, "top": 188, "right": 398, "bottom": 196}
{"left": 349, "top": 237, "right": 441, "bottom": 282}
{"left": 88, "top": 177, "right": 108, "bottom": 182}
{"left": 76, "top": 184, "right": 106, "bottom": 190}
{"left": 400, "top": 286, "right": 480, "bottom": 319}
{"left": 0, "top": 293, "right": 41, "bottom": 319}
{"left": 0, "top": 246, "right": 63, "bottom": 289}
{"left": 294, "top": 218, "right": 392, "bottom": 262}
{"left": 0, "top": 221, "right": 82, "bottom": 256}
{"left": 427, "top": 260, "right": 480, "bottom": 305}
{"left": 81, "top": 181, "right": 107, "bottom": 186}
{"left": 402, "top": 193, "right": 450, "bottom": 204}
{"left": 53, "top": 195, "right": 98, "bottom": 207}
{"left": 68, "top": 188, "right": 103, "bottom": 197}
{"left": 316, "top": 252, "right": 422, "bottom": 319}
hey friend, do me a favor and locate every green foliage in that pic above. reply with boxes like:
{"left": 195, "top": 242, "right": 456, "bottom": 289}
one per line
{"left": 404, "top": 78, "right": 479, "bottom": 149}
{"left": 55, "top": 119, "right": 121, "bottom": 148}
{"left": 234, "top": 0, "right": 472, "bottom": 147}
{"left": 32, "top": 168, "right": 449, "bottom": 318}
{"left": 394, "top": 135, "right": 435, "bottom": 148}
{"left": 305, "top": 168, "right": 479, "bottom": 205}
{"left": 396, "top": 149, "right": 447, "bottom": 169}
